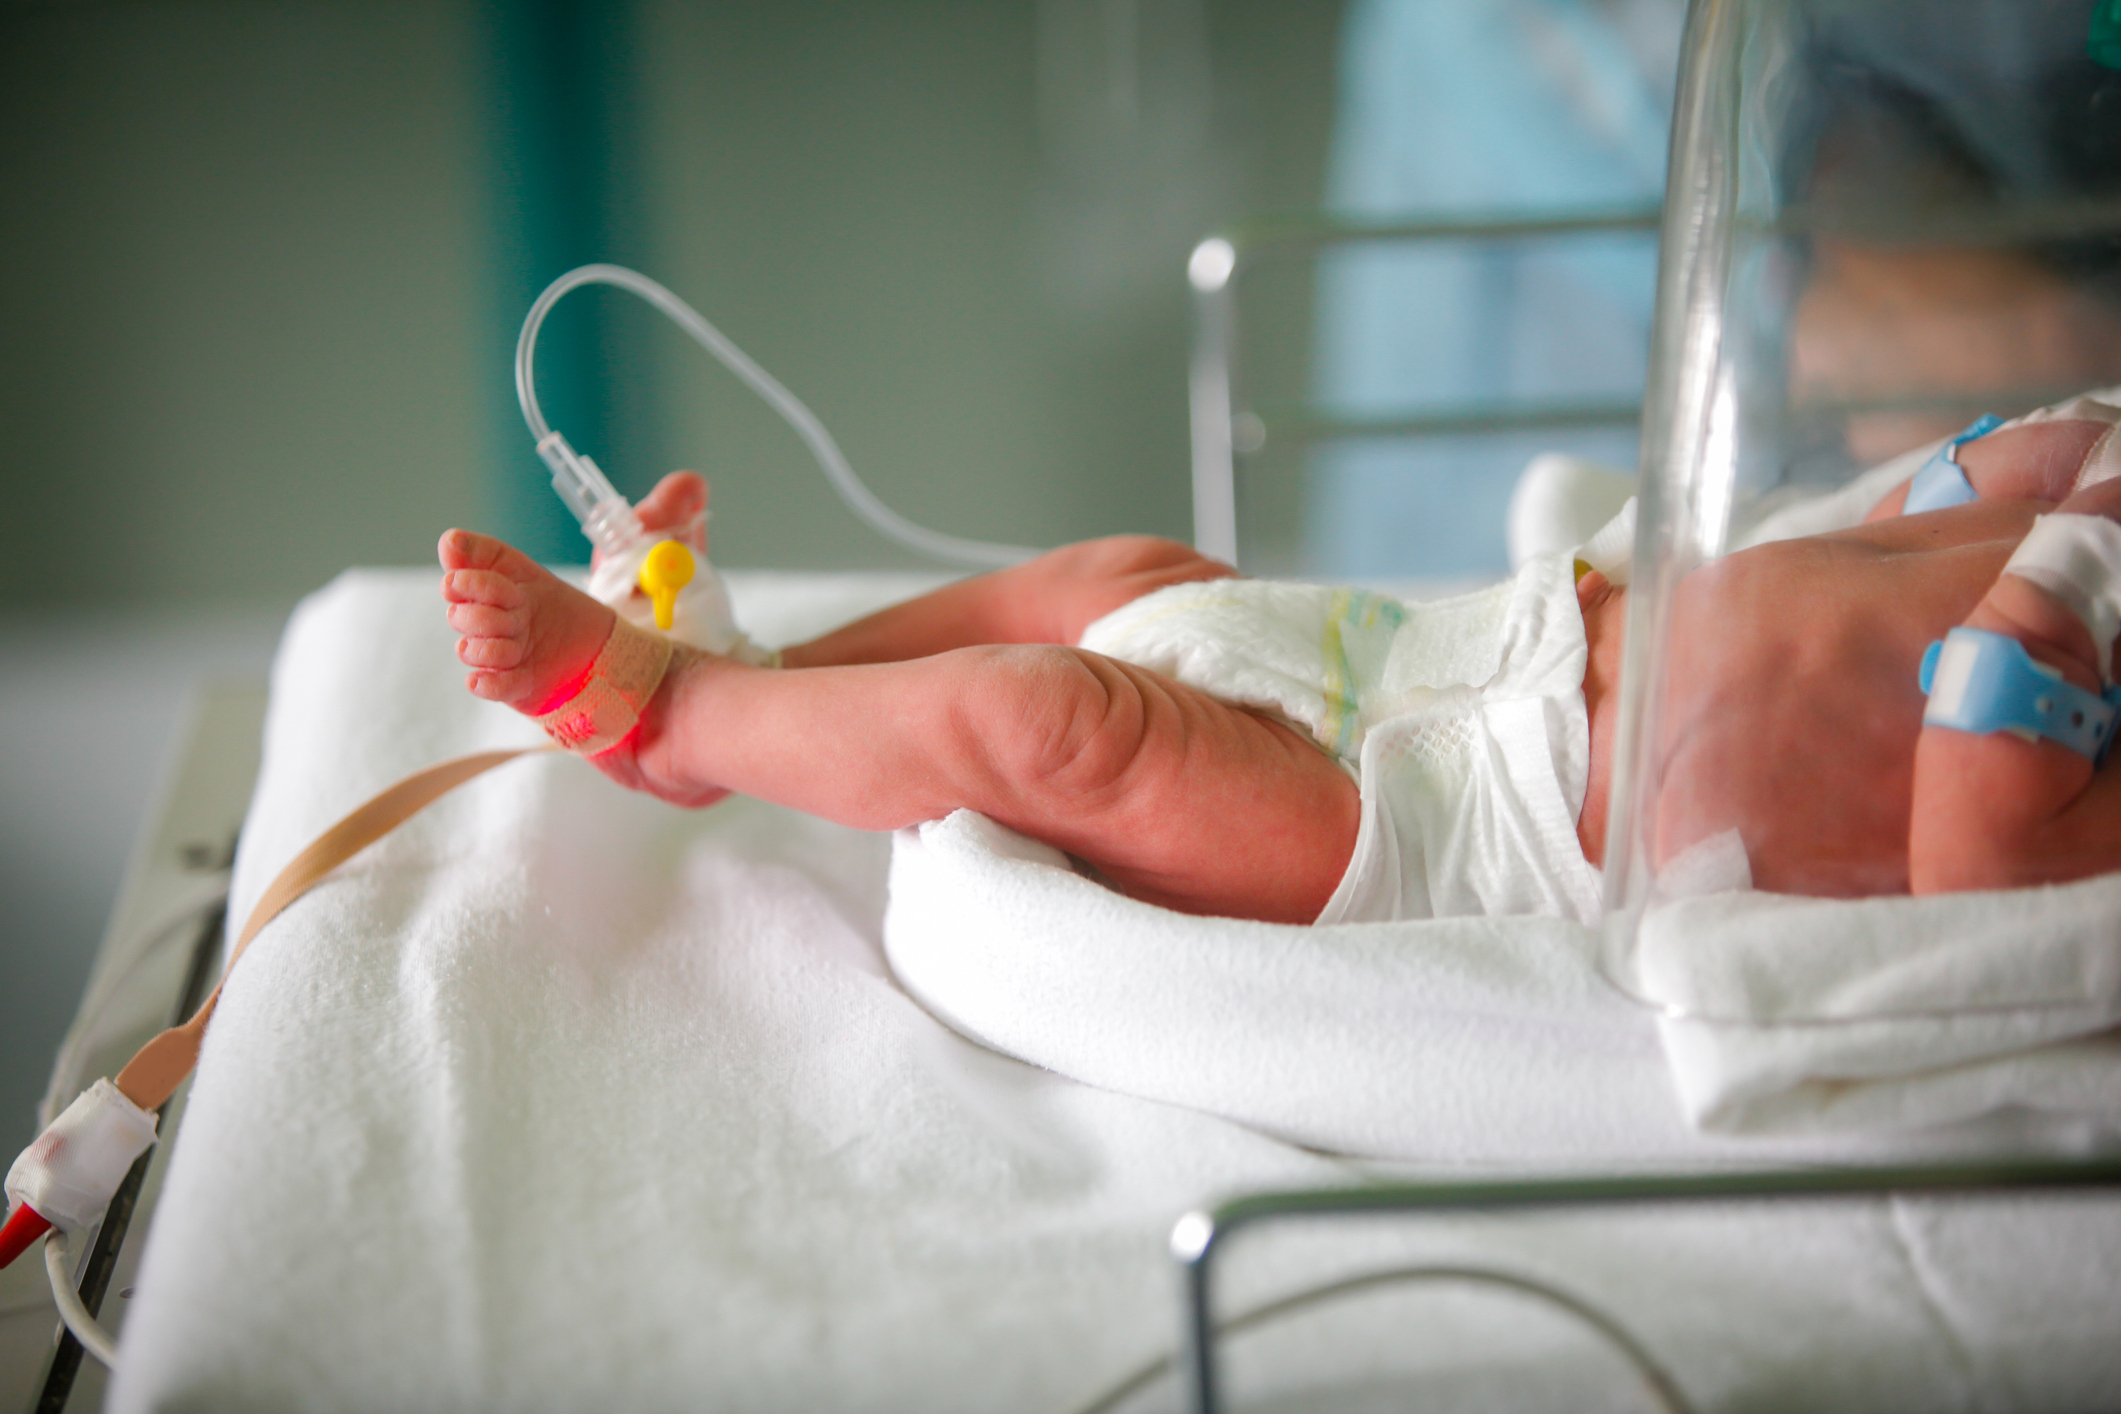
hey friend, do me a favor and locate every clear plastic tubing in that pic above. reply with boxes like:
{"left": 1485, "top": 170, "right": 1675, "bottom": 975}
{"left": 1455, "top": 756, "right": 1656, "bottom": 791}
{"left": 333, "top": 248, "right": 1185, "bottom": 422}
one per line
{"left": 515, "top": 263, "right": 1038, "bottom": 569}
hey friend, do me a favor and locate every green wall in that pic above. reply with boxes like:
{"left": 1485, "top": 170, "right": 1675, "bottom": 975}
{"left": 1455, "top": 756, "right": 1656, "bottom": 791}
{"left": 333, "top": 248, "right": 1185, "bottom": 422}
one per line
{"left": 0, "top": 2, "right": 491, "bottom": 608}
{"left": 0, "top": 0, "right": 1344, "bottom": 605}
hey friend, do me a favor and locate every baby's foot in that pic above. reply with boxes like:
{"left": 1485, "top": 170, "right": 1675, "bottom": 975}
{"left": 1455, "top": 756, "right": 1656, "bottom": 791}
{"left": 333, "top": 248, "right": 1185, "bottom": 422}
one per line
{"left": 439, "top": 529, "right": 619, "bottom": 716}
{"left": 637, "top": 470, "right": 708, "bottom": 544}
{"left": 589, "top": 470, "right": 708, "bottom": 578}
{"left": 440, "top": 528, "right": 736, "bottom": 808}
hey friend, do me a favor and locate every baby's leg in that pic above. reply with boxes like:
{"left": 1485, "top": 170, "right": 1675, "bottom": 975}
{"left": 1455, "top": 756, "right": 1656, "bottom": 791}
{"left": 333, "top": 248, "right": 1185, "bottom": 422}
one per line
{"left": 780, "top": 533, "right": 1235, "bottom": 667}
{"left": 440, "top": 529, "right": 1353, "bottom": 922}
{"left": 573, "top": 470, "right": 1231, "bottom": 664}
{"left": 1909, "top": 479, "right": 2121, "bottom": 892}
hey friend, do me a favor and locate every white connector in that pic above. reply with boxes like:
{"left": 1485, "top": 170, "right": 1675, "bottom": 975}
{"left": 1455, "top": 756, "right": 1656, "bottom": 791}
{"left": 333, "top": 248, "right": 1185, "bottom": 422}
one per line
{"left": 534, "top": 431, "right": 648, "bottom": 563}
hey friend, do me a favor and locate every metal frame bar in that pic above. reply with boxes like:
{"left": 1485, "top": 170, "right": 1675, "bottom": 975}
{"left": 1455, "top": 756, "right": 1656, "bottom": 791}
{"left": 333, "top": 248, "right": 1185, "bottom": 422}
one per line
{"left": 1184, "top": 207, "right": 1664, "bottom": 565}
{"left": 1182, "top": 194, "right": 2121, "bottom": 566}
{"left": 1172, "top": 1158, "right": 2121, "bottom": 1414}
{"left": 33, "top": 895, "right": 226, "bottom": 1411}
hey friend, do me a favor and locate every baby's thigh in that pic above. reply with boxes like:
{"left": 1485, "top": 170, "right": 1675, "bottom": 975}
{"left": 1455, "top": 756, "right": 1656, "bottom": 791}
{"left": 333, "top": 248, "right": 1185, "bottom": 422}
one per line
{"left": 992, "top": 648, "right": 1358, "bottom": 925}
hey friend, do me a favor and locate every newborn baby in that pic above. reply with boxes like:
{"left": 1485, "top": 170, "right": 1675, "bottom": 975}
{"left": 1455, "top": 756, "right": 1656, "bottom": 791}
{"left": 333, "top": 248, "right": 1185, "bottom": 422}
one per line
{"left": 439, "top": 402, "right": 2121, "bottom": 925}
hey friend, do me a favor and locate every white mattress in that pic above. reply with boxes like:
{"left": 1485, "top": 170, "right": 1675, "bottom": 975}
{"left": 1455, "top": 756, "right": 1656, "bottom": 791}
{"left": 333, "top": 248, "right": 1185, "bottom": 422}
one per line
{"left": 108, "top": 569, "right": 2121, "bottom": 1412}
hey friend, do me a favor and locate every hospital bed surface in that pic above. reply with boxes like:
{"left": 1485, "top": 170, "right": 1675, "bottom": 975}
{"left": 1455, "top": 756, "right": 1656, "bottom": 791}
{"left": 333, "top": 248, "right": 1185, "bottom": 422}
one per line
{"left": 106, "top": 569, "right": 2121, "bottom": 1412}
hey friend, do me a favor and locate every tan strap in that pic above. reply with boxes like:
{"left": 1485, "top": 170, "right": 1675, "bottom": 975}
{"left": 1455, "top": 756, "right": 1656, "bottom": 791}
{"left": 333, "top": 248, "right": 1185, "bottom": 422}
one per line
{"left": 113, "top": 745, "right": 557, "bottom": 1110}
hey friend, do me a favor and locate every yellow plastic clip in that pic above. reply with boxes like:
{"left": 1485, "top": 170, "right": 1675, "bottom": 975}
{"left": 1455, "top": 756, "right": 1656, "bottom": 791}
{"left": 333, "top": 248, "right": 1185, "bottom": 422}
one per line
{"left": 639, "top": 540, "right": 696, "bottom": 631}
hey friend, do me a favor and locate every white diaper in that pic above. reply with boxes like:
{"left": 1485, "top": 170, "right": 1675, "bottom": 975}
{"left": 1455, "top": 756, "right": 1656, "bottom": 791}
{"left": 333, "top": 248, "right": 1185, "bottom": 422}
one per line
{"left": 1078, "top": 554, "right": 1601, "bottom": 925}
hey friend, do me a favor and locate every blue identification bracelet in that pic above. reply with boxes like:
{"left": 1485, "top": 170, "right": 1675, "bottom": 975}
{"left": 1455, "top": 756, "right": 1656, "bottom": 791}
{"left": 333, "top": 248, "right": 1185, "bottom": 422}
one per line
{"left": 1903, "top": 414, "right": 2006, "bottom": 514}
{"left": 1920, "top": 627, "right": 2121, "bottom": 761}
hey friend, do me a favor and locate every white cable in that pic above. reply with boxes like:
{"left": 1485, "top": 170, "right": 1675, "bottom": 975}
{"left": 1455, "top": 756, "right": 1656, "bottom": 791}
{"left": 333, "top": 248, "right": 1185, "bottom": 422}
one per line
{"left": 44, "top": 1228, "right": 120, "bottom": 1370}
{"left": 516, "top": 264, "right": 1038, "bottom": 569}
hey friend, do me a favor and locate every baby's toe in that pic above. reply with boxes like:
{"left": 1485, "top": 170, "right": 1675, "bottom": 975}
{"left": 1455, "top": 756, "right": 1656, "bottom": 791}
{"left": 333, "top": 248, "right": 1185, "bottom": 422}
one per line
{"left": 457, "top": 634, "right": 527, "bottom": 671}
{"left": 439, "top": 529, "right": 548, "bottom": 585}
{"left": 447, "top": 600, "right": 523, "bottom": 638}
{"left": 465, "top": 667, "right": 532, "bottom": 703}
{"left": 442, "top": 567, "right": 526, "bottom": 609}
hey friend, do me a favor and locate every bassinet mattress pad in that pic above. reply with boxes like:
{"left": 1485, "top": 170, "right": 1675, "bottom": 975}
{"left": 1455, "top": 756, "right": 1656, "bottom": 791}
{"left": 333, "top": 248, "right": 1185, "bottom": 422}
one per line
{"left": 109, "top": 569, "right": 2121, "bottom": 1413}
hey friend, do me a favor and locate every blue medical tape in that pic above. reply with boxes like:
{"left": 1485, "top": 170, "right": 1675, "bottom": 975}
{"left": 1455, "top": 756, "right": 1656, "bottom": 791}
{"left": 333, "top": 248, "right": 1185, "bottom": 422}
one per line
{"left": 1903, "top": 414, "right": 2006, "bottom": 514}
{"left": 1920, "top": 627, "right": 2121, "bottom": 760}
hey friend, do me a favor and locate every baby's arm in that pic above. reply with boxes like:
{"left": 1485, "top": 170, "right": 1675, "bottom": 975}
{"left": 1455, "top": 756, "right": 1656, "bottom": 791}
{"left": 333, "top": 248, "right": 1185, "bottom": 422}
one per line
{"left": 1866, "top": 418, "right": 2112, "bottom": 521}
{"left": 1909, "top": 478, "right": 2121, "bottom": 892}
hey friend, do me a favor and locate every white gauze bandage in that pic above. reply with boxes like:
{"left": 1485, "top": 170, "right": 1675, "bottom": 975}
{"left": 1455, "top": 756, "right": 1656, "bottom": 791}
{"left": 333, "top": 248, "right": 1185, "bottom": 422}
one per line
{"left": 5, "top": 1080, "right": 157, "bottom": 1232}
{"left": 535, "top": 615, "right": 675, "bottom": 756}
{"left": 2004, "top": 512, "right": 2121, "bottom": 684}
{"left": 584, "top": 514, "right": 771, "bottom": 662}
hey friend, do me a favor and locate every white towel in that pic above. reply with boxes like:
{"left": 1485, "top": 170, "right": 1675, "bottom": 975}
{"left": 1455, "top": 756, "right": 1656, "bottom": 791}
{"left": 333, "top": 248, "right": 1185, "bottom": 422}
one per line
{"left": 884, "top": 810, "right": 2121, "bottom": 1156}
{"left": 1636, "top": 887, "right": 2121, "bottom": 1135}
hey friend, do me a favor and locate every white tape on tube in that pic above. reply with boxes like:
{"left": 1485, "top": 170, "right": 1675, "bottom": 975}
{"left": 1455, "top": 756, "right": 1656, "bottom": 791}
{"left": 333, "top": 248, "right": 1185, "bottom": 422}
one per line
{"left": 2004, "top": 512, "right": 2121, "bottom": 684}
{"left": 4, "top": 1079, "right": 157, "bottom": 1232}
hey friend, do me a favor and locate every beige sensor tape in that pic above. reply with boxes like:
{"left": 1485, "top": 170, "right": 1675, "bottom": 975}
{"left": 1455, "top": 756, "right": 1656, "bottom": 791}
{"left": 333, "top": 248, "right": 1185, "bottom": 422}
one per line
{"left": 534, "top": 615, "right": 675, "bottom": 756}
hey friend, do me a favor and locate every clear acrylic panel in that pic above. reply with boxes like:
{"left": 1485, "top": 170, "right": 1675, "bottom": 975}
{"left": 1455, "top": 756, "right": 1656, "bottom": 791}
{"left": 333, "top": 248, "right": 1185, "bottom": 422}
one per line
{"left": 1603, "top": 0, "right": 2121, "bottom": 1002}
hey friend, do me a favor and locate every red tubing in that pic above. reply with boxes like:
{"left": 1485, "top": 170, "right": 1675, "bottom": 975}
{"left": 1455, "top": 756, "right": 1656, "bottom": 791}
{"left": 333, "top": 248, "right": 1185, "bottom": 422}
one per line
{"left": 0, "top": 1204, "right": 52, "bottom": 1269}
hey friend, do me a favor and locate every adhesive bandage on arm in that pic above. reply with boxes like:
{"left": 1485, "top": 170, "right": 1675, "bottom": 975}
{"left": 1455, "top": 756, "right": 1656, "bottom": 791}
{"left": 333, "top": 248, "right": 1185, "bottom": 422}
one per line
{"left": 535, "top": 615, "right": 675, "bottom": 756}
{"left": 2002, "top": 512, "right": 2121, "bottom": 684}
{"left": 4, "top": 1080, "right": 157, "bottom": 1233}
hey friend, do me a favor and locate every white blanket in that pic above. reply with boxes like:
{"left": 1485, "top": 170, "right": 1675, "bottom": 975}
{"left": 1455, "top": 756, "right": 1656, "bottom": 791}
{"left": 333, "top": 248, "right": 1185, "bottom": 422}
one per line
{"left": 887, "top": 815, "right": 2121, "bottom": 1152}
{"left": 110, "top": 570, "right": 2121, "bottom": 1412}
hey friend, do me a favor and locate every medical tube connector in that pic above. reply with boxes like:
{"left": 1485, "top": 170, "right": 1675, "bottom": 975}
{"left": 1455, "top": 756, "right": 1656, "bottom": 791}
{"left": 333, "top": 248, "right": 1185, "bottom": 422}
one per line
{"left": 536, "top": 430, "right": 650, "bottom": 563}
{"left": 639, "top": 540, "right": 695, "bottom": 630}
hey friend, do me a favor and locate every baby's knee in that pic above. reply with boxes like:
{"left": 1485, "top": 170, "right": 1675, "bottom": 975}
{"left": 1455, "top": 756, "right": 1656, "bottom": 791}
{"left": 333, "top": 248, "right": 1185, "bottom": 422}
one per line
{"left": 1040, "top": 534, "right": 1231, "bottom": 589}
{"left": 1021, "top": 536, "right": 1235, "bottom": 643}
{"left": 940, "top": 644, "right": 1159, "bottom": 806}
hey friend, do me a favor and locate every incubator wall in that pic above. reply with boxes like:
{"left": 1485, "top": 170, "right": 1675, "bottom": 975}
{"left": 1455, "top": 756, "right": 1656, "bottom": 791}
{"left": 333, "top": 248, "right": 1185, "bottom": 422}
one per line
{"left": 1208, "top": 0, "right": 1681, "bottom": 583}
{"left": 1604, "top": 0, "right": 2121, "bottom": 986}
